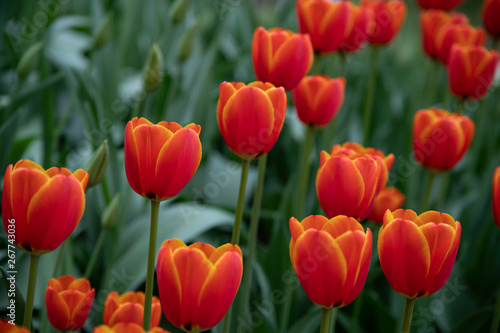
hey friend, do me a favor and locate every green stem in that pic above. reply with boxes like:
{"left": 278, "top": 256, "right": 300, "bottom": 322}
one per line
{"left": 339, "top": 52, "right": 346, "bottom": 78}
{"left": 362, "top": 46, "right": 380, "bottom": 146}
{"left": 41, "top": 58, "right": 55, "bottom": 168}
{"left": 296, "top": 126, "right": 316, "bottom": 219}
{"left": 427, "top": 59, "right": 441, "bottom": 106}
{"left": 23, "top": 254, "right": 40, "bottom": 330}
{"left": 401, "top": 298, "right": 415, "bottom": 333}
{"left": 456, "top": 98, "right": 465, "bottom": 114}
{"left": 143, "top": 200, "right": 160, "bottom": 330}
{"left": 421, "top": 171, "right": 436, "bottom": 212}
{"left": 442, "top": 89, "right": 450, "bottom": 109}
{"left": 239, "top": 155, "right": 267, "bottom": 315}
{"left": 348, "top": 290, "right": 364, "bottom": 333}
{"left": 313, "top": 52, "right": 323, "bottom": 75}
{"left": 436, "top": 172, "right": 449, "bottom": 211}
{"left": 230, "top": 159, "right": 251, "bottom": 245}
{"left": 490, "top": 287, "right": 500, "bottom": 333}
{"left": 84, "top": 228, "right": 107, "bottom": 279}
{"left": 52, "top": 241, "right": 66, "bottom": 277}
{"left": 320, "top": 308, "right": 336, "bottom": 333}
{"left": 131, "top": 89, "right": 147, "bottom": 119}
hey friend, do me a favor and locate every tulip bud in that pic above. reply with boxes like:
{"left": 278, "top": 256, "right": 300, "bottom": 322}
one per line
{"left": 170, "top": 0, "right": 191, "bottom": 25}
{"left": 142, "top": 44, "right": 164, "bottom": 91}
{"left": 102, "top": 193, "right": 121, "bottom": 229}
{"left": 85, "top": 140, "right": 109, "bottom": 189}
{"left": 94, "top": 13, "right": 113, "bottom": 49}
{"left": 178, "top": 19, "right": 199, "bottom": 62}
{"left": 17, "top": 41, "right": 43, "bottom": 79}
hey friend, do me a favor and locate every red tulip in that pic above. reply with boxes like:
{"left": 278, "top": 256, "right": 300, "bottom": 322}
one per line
{"left": 217, "top": 81, "right": 286, "bottom": 160}
{"left": 289, "top": 215, "right": 372, "bottom": 308}
{"left": 361, "top": 0, "right": 407, "bottom": 45}
{"left": 2, "top": 160, "right": 88, "bottom": 255}
{"left": 0, "top": 320, "right": 30, "bottom": 333}
{"left": 104, "top": 291, "right": 161, "bottom": 328}
{"left": 378, "top": 209, "right": 461, "bottom": 298}
{"left": 93, "top": 323, "right": 170, "bottom": 333}
{"left": 436, "top": 23, "right": 485, "bottom": 65}
{"left": 482, "top": 0, "right": 500, "bottom": 38}
{"left": 367, "top": 187, "right": 405, "bottom": 224}
{"left": 340, "top": 3, "right": 375, "bottom": 53}
{"left": 292, "top": 75, "right": 346, "bottom": 127}
{"left": 252, "top": 26, "right": 313, "bottom": 91}
{"left": 45, "top": 275, "right": 95, "bottom": 331}
{"left": 448, "top": 45, "right": 499, "bottom": 100}
{"left": 420, "top": 10, "right": 468, "bottom": 59}
{"left": 124, "top": 117, "right": 202, "bottom": 202}
{"left": 295, "top": 0, "right": 351, "bottom": 54}
{"left": 156, "top": 239, "right": 243, "bottom": 332}
{"left": 413, "top": 108, "right": 474, "bottom": 171}
{"left": 493, "top": 167, "right": 500, "bottom": 229}
{"left": 417, "top": 0, "right": 463, "bottom": 11}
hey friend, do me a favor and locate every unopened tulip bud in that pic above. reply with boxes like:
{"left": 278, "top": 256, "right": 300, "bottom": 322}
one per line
{"left": 171, "top": 0, "right": 191, "bottom": 25}
{"left": 178, "top": 19, "right": 199, "bottom": 62}
{"left": 85, "top": 140, "right": 109, "bottom": 189}
{"left": 143, "top": 44, "right": 164, "bottom": 91}
{"left": 102, "top": 193, "right": 121, "bottom": 229}
{"left": 94, "top": 13, "right": 113, "bottom": 49}
{"left": 17, "top": 41, "right": 43, "bottom": 79}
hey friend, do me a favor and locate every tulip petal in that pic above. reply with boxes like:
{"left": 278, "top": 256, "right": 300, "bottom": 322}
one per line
{"left": 108, "top": 303, "right": 144, "bottom": 327}
{"left": 252, "top": 27, "right": 273, "bottom": 83}
{"left": 216, "top": 82, "right": 238, "bottom": 141}
{"left": 321, "top": 215, "right": 364, "bottom": 239}
{"left": 344, "top": 228, "right": 372, "bottom": 305}
{"left": 494, "top": 167, "right": 500, "bottom": 228}
{"left": 46, "top": 287, "right": 71, "bottom": 331}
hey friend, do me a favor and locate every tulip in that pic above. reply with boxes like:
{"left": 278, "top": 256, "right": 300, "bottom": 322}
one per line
{"left": 316, "top": 143, "right": 394, "bottom": 221}
{"left": 295, "top": 0, "right": 351, "bottom": 54}
{"left": 482, "top": 0, "right": 500, "bottom": 38}
{"left": 2, "top": 159, "right": 88, "bottom": 255}
{"left": 0, "top": 320, "right": 30, "bottom": 333}
{"left": 493, "top": 167, "right": 500, "bottom": 229}
{"left": 367, "top": 187, "right": 405, "bottom": 224}
{"left": 420, "top": 10, "right": 468, "bottom": 59}
{"left": 45, "top": 275, "right": 95, "bottom": 331}
{"left": 93, "top": 323, "right": 170, "bottom": 333}
{"left": 448, "top": 45, "right": 499, "bottom": 100}
{"left": 252, "top": 26, "right": 313, "bottom": 91}
{"left": 340, "top": 3, "right": 375, "bottom": 53}
{"left": 217, "top": 81, "right": 286, "bottom": 160}
{"left": 435, "top": 23, "right": 485, "bottom": 65}
{"left": 124, "top": 117, "right": 202, "bottom": 202}
{"left": 156, "top": 239, "right": 243, "bottom": 332}
{"left": 104, "top": 291, "right": 161, "bottom": 328}
{"left": 413, "top": 108, "right": 475, "bottom": 171}
{"left": 417, "top": 0, "right": 463, "bottom": 11}
{"left": 378, "top": 209, "right": 461, "bottom": 298}
{"left": 361, "top": 0, "right": 407, "bottom": 45}
{"left": 292, "top": 75, "right": 346, "bottom": 128}
{"left": 289, "top": 215, "right": 372, "bottom": 308}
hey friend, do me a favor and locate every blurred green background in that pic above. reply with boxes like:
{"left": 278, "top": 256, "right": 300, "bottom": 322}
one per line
{"left": 0, "top": 0, "right": 499, "bottom": 332}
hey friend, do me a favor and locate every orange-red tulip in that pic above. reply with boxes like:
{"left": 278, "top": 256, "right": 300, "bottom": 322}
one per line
{"left": 93, "top": 323, "right": 170, "bottom": 333}
{"left": 361, "top": 0, "right": 407, "bottom": 45}
{"left": 252, "top": 26, "right": 313, "bottom": 91}
{"left": 0, "top": 320, "right": 30, "bottom": 333}
{"left": 378, "top": 209, "right": 461, "bottom": 298}
{"left": 156, "top": 239, "right": 243, "bottom": 332}
{"left": 217, "top": 81, "right": 286, "bottom": 160}
{"left": 292, "top": 75, "right": 346, "bottom": 127}
{"left": 124, "top": 117, "right": 202, "bottom": 202}
{"left": 295, "top": 0, "right": 351, "bottom": 54}
{"left": 448, "top": 45, "right": 499, "bottom": 100}
{"left": 493, "top": 167, "right": 500, "bottom": 229}
{"left": 45, "top": 275, "right": 95, "bottom": 331}
{"left": 436, "top": 23, "right": 485, "bottom": 65}
{"left": 413, "top": 108, "right": 474, "bottom": 171}
{"left": 483, "top": 0, "right": 500, "bottom": 38}
{"left": 420, "top": 10, "right": 468, "bottom": 59}
{"left": 316, "top": 143, "right": 394, "bottom": 221}
{"left": 2, "top": 160, "right": 88, "bottom": 255}
{"left": 367, "top": 187, "right": 405, "bottom": 224}
{"left": 289, "top": 215, "right": 372, "bottom": 308}
{"left": 340, "top": 3, "right": 375, "bottom": 53}
{"left": 104, "top": 291, "right": 161, "bottom": 328}
{"left": 417, "top": 0, "right": 462, "bottom": 10}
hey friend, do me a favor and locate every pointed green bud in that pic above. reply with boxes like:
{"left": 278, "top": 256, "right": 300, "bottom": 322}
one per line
{"left": 101, "top": 193, "right": 121, "bottom": 229}
{"left": 170, "top": 0, "right": 191, "bottom": 25}
{"left": 143, "top": 43, "right": 164, "bottom": 91}
{"left": 17, "top": 41, "right": 43, "bottom": 79}
{"left": 178, "top": 19, "right": 199, "bottom": 62}
{"left": 85, "top": 140, "right": 109, "bottom": 189}
{"left": 94, "top": 13, "right": 113, "bottom": 49}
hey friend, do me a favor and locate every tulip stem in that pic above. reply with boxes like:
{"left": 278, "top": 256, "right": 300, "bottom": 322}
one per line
{"left": 84, "top": 228, "right": 107, "bottom": 279}
{"left": 421, "top": 171, "right": 436, "bottom": 212}
{"left": 296, "top": 126, "right": 316, "bottom": 219}
{"left": 436, "top": 172, "right": 449, "bottom": 211}
{"left": 490, "top": 287, "right": 500, "bottom": 333}
{"left": 427, "top": 59, "right": 441, "bottom": 106}
{"left": 143, "top": 200, "right": 160, "bottom": 331}
{"left": 401, "top": 298, "right": 415, "bottom": 333}
{"left": 313, "top": 52, "right": 323, "bottom": 75}
{"left": 231, "top": 159, "right": 251, "bottom": 245}
{"left": 363, "top": 46, "right": 380, "bottom": 146}
{"left": 131, "top": 89, "right": 148, "bottom": 118}
{"left": 320, "top": 308, "right": 337, "bottom": 333}
{"left": 23, "top": 254, "right": 40, "bottom": 330}
{"left": 239, "top": 154, "right": 267, "bottom": 315}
